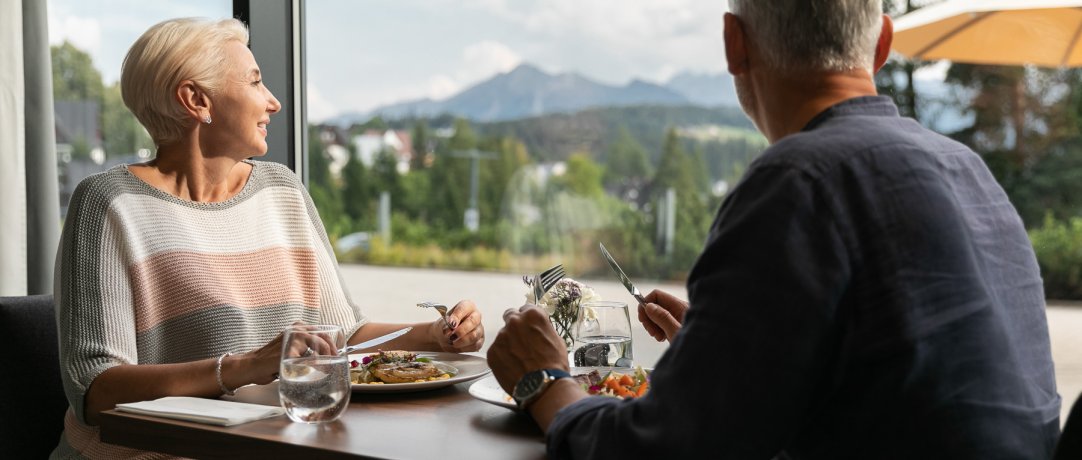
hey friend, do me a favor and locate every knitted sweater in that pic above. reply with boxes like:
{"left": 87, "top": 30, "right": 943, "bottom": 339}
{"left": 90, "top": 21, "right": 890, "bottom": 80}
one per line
{"left": 51, "top": 160, "right": 366, "bottom": 459}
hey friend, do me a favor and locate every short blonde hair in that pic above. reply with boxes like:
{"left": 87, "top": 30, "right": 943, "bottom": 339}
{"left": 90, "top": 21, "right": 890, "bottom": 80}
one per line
{"left": 121, "top": 18, "right": 249, "bottom": 147}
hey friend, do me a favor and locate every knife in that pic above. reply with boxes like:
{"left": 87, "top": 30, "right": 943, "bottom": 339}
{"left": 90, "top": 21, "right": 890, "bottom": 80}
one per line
{"left": 599, "top": 243, "right": 647, "bottom": 306}
{"left": 338, "top": 326, "right": 412, "bottom": 356}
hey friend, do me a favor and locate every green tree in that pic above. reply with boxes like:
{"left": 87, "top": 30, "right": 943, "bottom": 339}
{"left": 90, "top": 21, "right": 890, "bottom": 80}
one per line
{"left": 51, "top": 41, "right": 103, "bottom": 102}
{"left": 428, "top": 118, "right": 476, "bottom": 230}
{"left": 554, "top": 153, "right": 604, "bottom": 198}
{"left": 651, "top": 128, "right": 712, "bottom": 276}
{"left": 102, "top": 83, "right": 152, "bottom": 157}
{"left": 372, "top": 149, "right": 402, "bottom": 201}
{"left": 307, "top": 124, "right": 334, "bottom": 189}
{"left": 603, "top": 126, "right": 651, "bottom": 187}
{"left": 410, "top": 120, "right": 431, "bottom": 170}
{"left": 340, "top": 154, "right": 375, "bottom": 230}
{"left": 479, "top": 136, "right": 529, "bottom": 229}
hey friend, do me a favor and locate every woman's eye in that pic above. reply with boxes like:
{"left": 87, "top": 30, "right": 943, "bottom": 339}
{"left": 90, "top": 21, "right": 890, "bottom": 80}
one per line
{"left": 252, "top": 80, "right": 262, "bottom": 86}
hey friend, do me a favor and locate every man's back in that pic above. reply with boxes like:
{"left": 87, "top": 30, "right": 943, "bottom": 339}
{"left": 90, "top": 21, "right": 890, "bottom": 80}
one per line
{"left": 700, "top": 96, "right": 1060, "bottom": 458}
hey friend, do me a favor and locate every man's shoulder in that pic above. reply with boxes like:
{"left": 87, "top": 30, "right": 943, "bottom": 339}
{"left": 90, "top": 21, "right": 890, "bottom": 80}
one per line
{"left": 756, "top": 115, "right": 973, "bottom": 176}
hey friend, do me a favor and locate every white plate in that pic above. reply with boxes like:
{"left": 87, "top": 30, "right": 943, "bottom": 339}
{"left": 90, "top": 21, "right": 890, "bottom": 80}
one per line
{"left": 349, "top": 352, "right": 490, "bottom": 393}
{"left": 469, "top": 366, "right": 647, "bottom": 409}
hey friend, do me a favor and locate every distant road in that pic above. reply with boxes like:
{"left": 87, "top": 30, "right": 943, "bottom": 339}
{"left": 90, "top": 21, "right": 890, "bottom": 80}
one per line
{"left": 339, "top": 263, "right": 1080, "bottom": 425}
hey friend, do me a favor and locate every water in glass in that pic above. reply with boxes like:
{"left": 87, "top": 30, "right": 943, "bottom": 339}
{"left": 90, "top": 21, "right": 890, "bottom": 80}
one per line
{"left": 572, "top": 300, "right": 634, "bottom": 367}
{"left": 280, "top": 355, "right": 350, "bottom": 423}
{"left": 279, "top": 324, "right": 350, "bottom": 423}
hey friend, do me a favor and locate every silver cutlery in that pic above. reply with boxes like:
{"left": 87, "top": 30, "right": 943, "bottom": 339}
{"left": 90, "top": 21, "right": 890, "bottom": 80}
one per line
{"left": 523, "top": 264, "right": 566, "bottom": 302}
{"left": 338, "top": 326, "right": 412, "bottom": 356}
{"left": 599, "top": 243, "right": 646, "bottom": 306}
{"left": 417, "top": 301, "right": 454, "bottom": 328}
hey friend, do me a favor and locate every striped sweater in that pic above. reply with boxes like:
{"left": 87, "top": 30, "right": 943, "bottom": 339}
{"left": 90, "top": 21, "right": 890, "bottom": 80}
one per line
{"left": 52, "top": 160, "right": 366, "bottom": 459}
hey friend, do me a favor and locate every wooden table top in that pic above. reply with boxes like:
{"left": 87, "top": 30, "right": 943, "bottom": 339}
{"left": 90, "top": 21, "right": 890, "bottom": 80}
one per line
{"left": 99, "top": 380, "right": 546, "bottom": 459}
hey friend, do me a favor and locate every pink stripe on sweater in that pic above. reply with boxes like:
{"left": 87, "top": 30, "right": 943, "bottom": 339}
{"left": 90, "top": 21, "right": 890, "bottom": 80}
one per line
{"left": 130, "top": 246, "right": 321, "bottom": 333}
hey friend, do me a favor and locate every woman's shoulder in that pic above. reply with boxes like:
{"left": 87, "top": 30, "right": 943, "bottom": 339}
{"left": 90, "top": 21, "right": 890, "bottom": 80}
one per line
{"left": 68, "top": 165, "right": 137, "bottom": 206}
{"left": 249, "top": 160, "right": 305, "bottom": 189}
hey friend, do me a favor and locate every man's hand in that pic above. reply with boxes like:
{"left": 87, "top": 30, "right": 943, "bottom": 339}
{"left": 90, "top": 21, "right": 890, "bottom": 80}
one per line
{"left": 487, "top": 304, "right": 570, "bottom": 395}
{"left": 638, "top": 289, "right": 689, "bottom": 342}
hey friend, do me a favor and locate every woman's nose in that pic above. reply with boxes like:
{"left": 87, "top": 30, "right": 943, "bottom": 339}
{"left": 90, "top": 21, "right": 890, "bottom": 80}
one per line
{"left": 266, "top": 89, "right": 282, "bottom": 114}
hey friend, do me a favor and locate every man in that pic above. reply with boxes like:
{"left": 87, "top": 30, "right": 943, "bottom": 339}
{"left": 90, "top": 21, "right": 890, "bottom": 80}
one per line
{"left": 487, "top": 1, "right": 1062, "bottom": 458}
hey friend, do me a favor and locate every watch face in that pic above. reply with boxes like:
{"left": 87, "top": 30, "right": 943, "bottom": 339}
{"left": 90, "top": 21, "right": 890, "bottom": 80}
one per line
{"left": 513, "top": 371, "right": 546, "bottom": 402}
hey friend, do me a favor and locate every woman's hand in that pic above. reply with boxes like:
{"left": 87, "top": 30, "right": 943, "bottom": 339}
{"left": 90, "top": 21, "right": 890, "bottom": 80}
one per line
{"left": 428, "top": 300, "right": 485, "bottom": 352}
{"left": 239, "top": 322, "right": 336, "bottom": 385}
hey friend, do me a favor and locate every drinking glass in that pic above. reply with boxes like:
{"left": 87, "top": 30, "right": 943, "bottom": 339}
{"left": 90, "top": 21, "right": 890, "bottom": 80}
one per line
{"left": 572, "top": 300, "right": 634, "bottom": 367}
{"left": 278, "top": 324, "right": 350, "bottom": 423}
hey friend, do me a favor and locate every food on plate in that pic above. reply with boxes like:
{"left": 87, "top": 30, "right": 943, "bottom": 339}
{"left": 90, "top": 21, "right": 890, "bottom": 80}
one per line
{"left": 576, "top": 367, "right": 650, "bottom": 399}
{"left": 350, "top": 350, "right": 454, "bottom": 384}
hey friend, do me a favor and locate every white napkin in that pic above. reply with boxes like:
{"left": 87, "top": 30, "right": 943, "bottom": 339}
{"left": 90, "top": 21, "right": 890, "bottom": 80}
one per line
{"left": 116, "top": 396, "right": 285, "bottom": 426}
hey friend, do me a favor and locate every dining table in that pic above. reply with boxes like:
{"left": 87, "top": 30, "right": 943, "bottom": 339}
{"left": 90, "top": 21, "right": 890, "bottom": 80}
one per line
{"left": 98, "top": 372, "right": 547, "bottom": 459}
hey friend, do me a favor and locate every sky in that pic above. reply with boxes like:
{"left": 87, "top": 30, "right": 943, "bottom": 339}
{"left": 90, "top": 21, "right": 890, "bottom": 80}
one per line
{"left": 47, "top": 0, "right": 948, "bottom": 123}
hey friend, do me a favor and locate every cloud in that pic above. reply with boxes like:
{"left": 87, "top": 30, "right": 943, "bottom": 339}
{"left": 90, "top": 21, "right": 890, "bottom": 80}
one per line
{"left": 467, "top": 0, "right": 726, "bottom": 83}
{"left": 428, "top": 75, "right": 461, "bottom": 100}
{"left": 306, "top": 84, "right": 337, "bottom": 123}
{"left": 461, "top": 41, "right": 523, "bottom": 82}
{"left": 425, "top": 41, "right": 522, "bottom": 100}
{"left": 48, "top": 14, "right": 103, "bottom": 57}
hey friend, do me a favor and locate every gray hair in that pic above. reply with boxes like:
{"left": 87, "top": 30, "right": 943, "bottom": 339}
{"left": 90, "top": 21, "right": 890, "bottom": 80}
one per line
{"left": 728, "top": 0, "right": 882, "bottom": 75}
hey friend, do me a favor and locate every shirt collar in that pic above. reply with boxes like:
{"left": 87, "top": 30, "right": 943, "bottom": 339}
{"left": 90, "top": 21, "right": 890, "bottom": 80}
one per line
{"left": 802, "top": 96, "right": 900, "bottom": 132}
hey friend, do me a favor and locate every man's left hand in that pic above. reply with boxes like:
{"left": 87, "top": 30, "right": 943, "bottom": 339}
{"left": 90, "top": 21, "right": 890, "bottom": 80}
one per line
{"left": 487, "top": 304, "right": 570, "bottom": 395}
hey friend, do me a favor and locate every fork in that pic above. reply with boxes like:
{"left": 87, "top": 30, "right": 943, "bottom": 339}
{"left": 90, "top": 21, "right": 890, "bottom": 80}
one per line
{"left": 417, "top": 301, "right": 455, "bottom": 328}
{"left": 524, "top": 264, "right": 565, "bottom": 302}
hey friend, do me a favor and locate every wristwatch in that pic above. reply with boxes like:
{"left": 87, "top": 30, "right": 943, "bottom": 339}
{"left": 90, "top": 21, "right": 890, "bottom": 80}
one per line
{"left": 512, "top": 368, "right": 571, "bottom": 410}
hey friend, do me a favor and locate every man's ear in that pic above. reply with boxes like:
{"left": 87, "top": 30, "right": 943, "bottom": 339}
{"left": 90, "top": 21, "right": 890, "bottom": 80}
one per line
{"left": 873, "top": 14, "right": 894, "bottom": 73}
{"left": 176, "top": 80, "right": 211, "bottom": 122}
{"left": 724, "top": 12, "right": 749, "bottom": 76}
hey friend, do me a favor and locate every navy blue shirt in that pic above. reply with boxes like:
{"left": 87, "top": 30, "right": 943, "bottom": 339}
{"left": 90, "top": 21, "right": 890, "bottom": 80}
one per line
{"left": 547, "top": 97, "right": 1061, "bottom": 459}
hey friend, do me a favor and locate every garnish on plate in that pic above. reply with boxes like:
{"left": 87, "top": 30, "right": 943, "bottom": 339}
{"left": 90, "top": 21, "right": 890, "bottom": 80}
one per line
{"left": 574, "top": 366, "right": 650, "bottom": 399}
{"left": 350, "top": 350, "right": 455, "bottom": 384}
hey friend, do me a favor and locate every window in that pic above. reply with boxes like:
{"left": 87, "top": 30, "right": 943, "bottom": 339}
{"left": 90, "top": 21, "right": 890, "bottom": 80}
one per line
{"left": 303, "top": 0, "right": 757, "bottom": 284}
{"left": 48, "top": 0, "right": 232, "bottom": 217}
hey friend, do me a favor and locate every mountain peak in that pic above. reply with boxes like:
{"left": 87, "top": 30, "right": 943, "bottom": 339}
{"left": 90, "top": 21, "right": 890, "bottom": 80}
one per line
{"left": 506, "top": 63, "right": 548, "bottom": 78}
{"left": 346, "top": 63, "right": 726, "bottom": 124}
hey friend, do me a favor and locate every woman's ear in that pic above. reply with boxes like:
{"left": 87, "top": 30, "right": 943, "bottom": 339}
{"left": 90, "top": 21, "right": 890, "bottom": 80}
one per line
{"left": 176, "top": 80, "right": 211, "bottom": 123}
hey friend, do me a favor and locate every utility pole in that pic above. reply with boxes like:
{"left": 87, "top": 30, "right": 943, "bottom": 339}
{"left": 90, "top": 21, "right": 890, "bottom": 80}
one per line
{"left": 450, "top": 149, "right": 498, "bottom": 232}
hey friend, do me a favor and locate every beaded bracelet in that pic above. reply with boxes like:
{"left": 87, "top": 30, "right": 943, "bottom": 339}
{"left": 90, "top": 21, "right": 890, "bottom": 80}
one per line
{"left": 216, "top": 352, "right": 236, "bottom": 396}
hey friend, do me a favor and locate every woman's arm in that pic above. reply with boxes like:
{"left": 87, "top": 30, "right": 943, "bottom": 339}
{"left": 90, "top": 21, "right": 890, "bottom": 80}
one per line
{"left": 349, "top": 300, "right": 485, "bottom": 352}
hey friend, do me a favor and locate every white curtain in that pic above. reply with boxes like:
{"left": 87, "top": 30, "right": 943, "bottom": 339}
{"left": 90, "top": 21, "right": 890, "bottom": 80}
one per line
{"left": 0, "top": 0, "right": 59, "bottom": 296}
{"left": 0, "top": 0, "right": 28, "bottom": 296}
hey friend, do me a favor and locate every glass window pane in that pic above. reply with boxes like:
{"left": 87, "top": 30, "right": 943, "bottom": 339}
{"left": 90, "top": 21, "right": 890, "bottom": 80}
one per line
{"left": 48, "top": 0, "right": 232, "bottom": 217}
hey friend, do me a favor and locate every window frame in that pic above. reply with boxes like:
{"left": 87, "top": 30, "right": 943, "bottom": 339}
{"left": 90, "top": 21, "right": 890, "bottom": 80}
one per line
{"left": 233, "top": 0, "right": 308, "bottom": 183}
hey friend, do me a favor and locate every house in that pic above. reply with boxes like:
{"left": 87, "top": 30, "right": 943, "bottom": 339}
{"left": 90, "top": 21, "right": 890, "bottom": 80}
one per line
{"left": 352, "top": 129, "right": 413, "bottom": 174}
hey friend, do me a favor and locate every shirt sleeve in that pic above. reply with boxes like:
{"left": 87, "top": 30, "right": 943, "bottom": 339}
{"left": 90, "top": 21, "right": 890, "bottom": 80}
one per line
{"left": 547, "top": 163, "right": 851, "bottom": 459}
{"left": 54, "top": 178, "right": 140, "bottom": 424}
{"left": 295, "top": 178, "right": 368, "bottom": 337}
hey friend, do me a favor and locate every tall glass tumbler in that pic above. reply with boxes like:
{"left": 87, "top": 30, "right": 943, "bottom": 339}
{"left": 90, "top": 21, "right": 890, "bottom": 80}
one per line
{"left": 572, "top": 300, "right": 634, "bottom": 367}
{"left": 278, "top": 324, "right": 350, "bottom": 423}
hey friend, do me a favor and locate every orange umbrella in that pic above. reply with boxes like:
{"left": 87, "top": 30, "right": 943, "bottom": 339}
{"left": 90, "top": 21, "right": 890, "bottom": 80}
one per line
{"left": 892, "top": 0, "right": 1082, "bottom": 67}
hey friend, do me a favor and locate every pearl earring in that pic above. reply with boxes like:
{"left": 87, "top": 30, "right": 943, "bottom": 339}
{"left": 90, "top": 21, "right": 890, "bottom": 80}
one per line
{"left": 203, "top": 116, "right": 212, "bottom": 124}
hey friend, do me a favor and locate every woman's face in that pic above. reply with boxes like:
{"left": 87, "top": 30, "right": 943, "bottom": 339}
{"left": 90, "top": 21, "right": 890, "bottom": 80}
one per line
{"left": 205, "top": 41, "right": 282, "bottom": 157}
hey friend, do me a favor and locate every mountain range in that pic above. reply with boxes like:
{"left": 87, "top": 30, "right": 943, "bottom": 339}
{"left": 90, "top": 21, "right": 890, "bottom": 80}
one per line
{"left": 329, "top": 63, "right": 737, "bottom": 125}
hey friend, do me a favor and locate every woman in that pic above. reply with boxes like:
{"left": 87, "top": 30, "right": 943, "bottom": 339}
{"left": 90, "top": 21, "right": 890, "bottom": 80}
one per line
{"left": 52, "top": 17, "right": 484, "bottom": 459}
